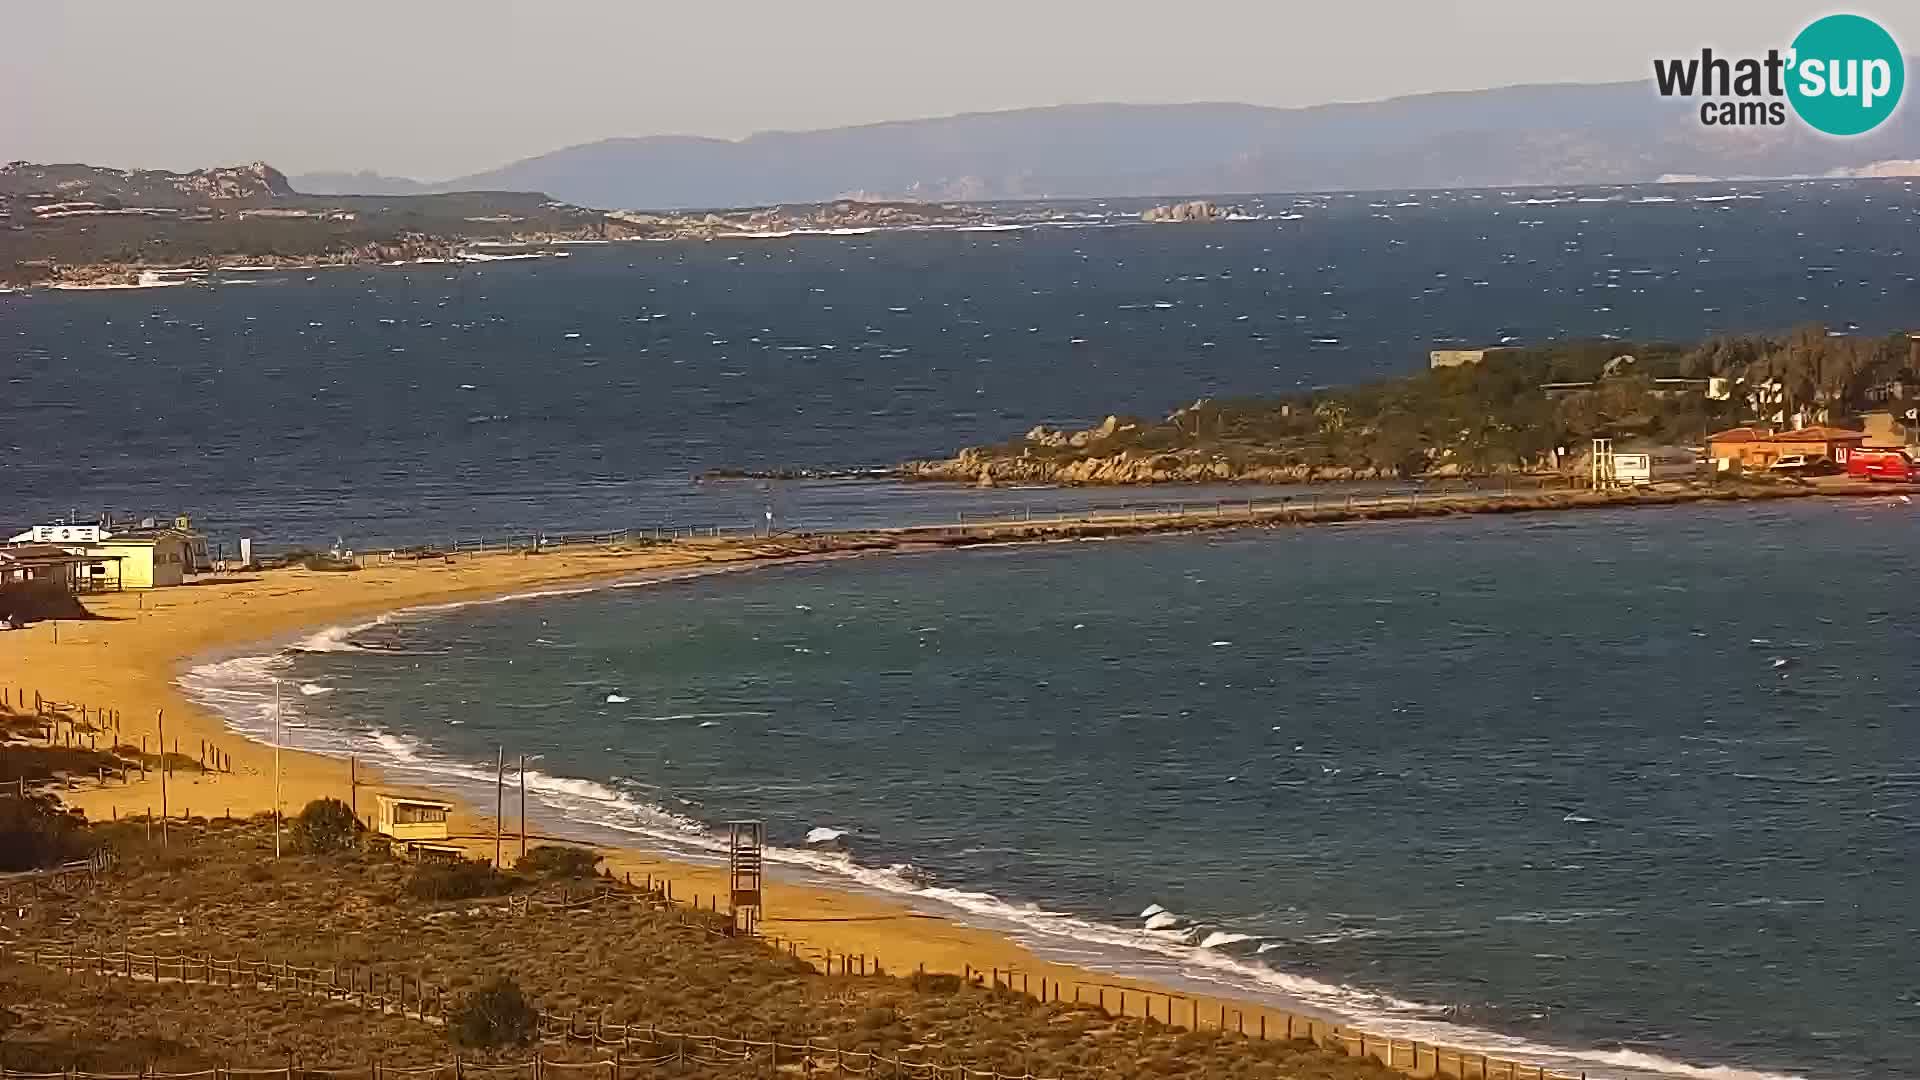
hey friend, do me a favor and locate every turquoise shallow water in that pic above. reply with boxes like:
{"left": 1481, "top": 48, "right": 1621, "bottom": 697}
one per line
{"left": 187, "top": 500, "right": 1920, "bottom": 1080}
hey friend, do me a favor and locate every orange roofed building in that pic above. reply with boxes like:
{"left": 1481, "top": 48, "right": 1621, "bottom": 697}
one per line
{"left": 1706, "top": 425, "right": 1868, "bottom": 470}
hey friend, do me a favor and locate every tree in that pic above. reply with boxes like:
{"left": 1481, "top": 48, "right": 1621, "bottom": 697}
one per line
{"left": 0, "top": 794, "right": 84, "bottom": 872}
{"left": 515, "top": 845, "right": 602, "bottom": 879}
{"left": 450, "top": 977, "right": 538, "bottom": 1048}
{"left": 289, "top": 797, "right": 359, "bottom": 854}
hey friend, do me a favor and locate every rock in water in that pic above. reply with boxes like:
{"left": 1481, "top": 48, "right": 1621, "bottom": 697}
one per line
{"left": 1142, "top": 200, "right": 1223, "bottom": 223}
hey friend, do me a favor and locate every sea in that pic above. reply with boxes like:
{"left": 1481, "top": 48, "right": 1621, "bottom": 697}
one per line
{"left": 11, "top": 179, "right": 1920, "bottom": 1079}
{"left": 7, "top": 180, "right": 1920, "bottom": 545}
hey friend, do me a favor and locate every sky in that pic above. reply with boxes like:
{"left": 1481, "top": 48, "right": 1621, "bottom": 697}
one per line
{"left": 5, "top": 1, "right": 1915, "bottom": 180}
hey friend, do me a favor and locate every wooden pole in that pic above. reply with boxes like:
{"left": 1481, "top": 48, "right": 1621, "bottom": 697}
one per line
{"left": 273, "top": 680, "right": 282, "bottom": 858}
{"left": 494, "top": 745, "right": 504, "bottom": 868}
{"left": 157, "top": 710, "right": 168, "bottom": 847}
{"left": 519, "top": 753, "right": 527, "bottom": 861}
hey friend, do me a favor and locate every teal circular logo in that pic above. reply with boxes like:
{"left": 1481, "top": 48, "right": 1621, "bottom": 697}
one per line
{"left": 1787, "top": 14, "right": 1904, "bottom": 135}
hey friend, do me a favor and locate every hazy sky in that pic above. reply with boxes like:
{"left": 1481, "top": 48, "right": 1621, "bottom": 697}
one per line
{"left": 6, "top": 1, "right": 1913, "bottom": 179}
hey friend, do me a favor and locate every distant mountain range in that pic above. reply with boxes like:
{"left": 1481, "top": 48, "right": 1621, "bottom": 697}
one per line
{"left": 290, "top": 169, "right": 430, "bottom": 196}
{"left": 293, "top": 80, "right": 1920, "bottom": 210}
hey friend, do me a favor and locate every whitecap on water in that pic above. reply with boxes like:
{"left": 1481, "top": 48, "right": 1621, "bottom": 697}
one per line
{"left": 805, "top": 827, "right": 847, "bottom": 844}
{"left": 605, "top": 693, "right": 631, "bottom": 704}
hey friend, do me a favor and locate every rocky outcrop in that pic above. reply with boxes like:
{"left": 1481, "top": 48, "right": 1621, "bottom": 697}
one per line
{"left": 1142, "top": 200, "right": 1229, "bottom": 223}
{"left": 900, "top": 401, "right": 1559, "bottom": 486}
{"left": 180, "top": 162, "right": 294, "bottom": 201}
{"left": 0, "top": 161, "right": 293, "bottom": 205}
{"left": 900, "top": 446, "right": 1399, "bottom": 486}
{"left": 608, "top": 199, "right": 987, "bottom": 239}
{"left": 1023, "top": 414, "right": 1139, "bottom": 449}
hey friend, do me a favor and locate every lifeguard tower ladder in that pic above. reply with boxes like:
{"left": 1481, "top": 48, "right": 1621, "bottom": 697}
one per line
{"left": 728, "top": 820, "right": 765, "bottom": 936}
{"left": 1590, "top": 438, "right": 1617, "bottom": 489}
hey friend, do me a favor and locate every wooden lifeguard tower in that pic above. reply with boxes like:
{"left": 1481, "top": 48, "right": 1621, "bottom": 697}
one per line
{"left": 728, "top": 820, "right": 764, "bottom": 936}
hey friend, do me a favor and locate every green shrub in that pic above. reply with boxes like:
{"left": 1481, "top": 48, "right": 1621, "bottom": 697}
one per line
{"left": 299, "top": 554, "right": 358, "bottom": 572}
{"left": 405, "top": 857, "right": 515, "bottom": 900}
{"left": 909, "top": 971, "right": 965, "bottom": 995}
{"left": 288, "top": 798, "right": 359, "bottom": 854}
{"left": 450, "top": 976, "right": 538, "bottom": 1048}
{"left": 514, "top": 844, "right": 601, "bottom": 879}
{"left": 0, "top": 794, "right": 85, "bottom": 872}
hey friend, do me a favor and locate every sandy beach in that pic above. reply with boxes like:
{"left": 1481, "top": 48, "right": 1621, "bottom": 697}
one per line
{"left": 5, "top": 528, "right": 1388, "bottom": 1047}
{"left": 5, "top": 487, "right": 1887, "bottom": 1078}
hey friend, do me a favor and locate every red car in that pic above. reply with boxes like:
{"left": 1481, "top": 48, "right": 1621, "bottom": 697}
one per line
{"left": 1847, "top": 447, "right": 1920, "bottom": 481}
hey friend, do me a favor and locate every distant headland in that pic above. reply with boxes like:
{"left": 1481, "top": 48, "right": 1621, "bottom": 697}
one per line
{"left": 899, "top": 327, "right": 1920, "bottom": 486}
{"left": 0, "top": 161, "right": 1004, "bottom": 289}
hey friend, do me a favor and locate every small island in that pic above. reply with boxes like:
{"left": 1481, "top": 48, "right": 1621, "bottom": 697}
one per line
{"left": 1141, "top": 200, "right": 1241, "bottom": 223}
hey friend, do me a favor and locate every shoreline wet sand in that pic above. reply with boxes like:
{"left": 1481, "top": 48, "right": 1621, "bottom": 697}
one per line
{"left": 6, "top": 479, "right": 1876, "bottom": 1080}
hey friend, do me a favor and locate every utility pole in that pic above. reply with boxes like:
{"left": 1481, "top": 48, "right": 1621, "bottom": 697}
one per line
{"left": 494, "top": 746, "right": 504, "bottom": 868}
{"left": 157, "top": 709, "right": 168, "bottom": 847}
{"left": 273, "top": 679, "right": 283, "bottom": 858}
{"left": 519, "top": 753, "right": 528, "bottom": 862}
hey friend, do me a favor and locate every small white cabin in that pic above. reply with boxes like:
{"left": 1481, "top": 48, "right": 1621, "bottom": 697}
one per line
{"left": 373, "top": 794, "right": 453, "bottom": 842}
{"left": 1611, "top": 453, "right": 1653, "bottom": 486}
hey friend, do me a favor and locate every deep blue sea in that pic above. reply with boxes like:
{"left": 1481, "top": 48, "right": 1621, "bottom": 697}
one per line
{"left": 13, "top": 180, "right": 1920, "bottom": 1079}
{"left": 194, "top": 501, "right": 1920, "bottom": 1080}
{"left": 7, "top": 180, "right": 1920, "bottom": 546}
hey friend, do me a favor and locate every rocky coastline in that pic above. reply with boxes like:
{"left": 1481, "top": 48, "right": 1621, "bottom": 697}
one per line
{"left": 3, "top": 160, "right": 1005, "bottom": 289}
{"left": 899, "top": 446, "right": 1411, "bottom": 485}
{"left": 898, "top": 412, "right": 1556, "bottom": 487}
{"left": 610, "top": 199, "right": 989, "bottom": 239}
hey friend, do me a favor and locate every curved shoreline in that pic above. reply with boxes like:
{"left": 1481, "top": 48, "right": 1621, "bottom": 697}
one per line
{"left": 8, "top": 491, "right": 1854, "bottom": 1080}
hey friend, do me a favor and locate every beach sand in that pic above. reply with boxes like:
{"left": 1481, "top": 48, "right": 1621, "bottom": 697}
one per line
{"left": 13, "top": 488, "right": 1859, "bottom": 1078}
{"left": 2, "top": 533, "right": 1387, "bottom": 1054}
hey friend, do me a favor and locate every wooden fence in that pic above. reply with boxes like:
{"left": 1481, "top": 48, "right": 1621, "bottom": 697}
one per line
{"left": 2, "top": 872, "right": 1595, "bottom": 1080}
{"left": 0, "top": 936, "right": 1593, "bottom": 1080}
{"left": 0, "top": 852, "right": 116, "bottom": 902}
{"left": 1, "top": 941, "right": 1069, "bottom": 1080}
{"left": 1, "top": 687, "right": 236, "bottom": 791}
{"left": 0, "top": 803, "right": 1603, "bottom": 1080}
{"left": 568, "top": 888, "right": 1596, "bottom": 1080}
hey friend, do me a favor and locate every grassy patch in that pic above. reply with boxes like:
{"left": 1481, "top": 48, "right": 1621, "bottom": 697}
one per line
{"left": 9, "top": 820, "right": 1406, "bottom": 1080}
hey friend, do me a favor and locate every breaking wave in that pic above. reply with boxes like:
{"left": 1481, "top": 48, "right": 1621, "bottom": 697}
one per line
{"left": 176, "top": 568, "right": 1812, "bottom": 1080}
